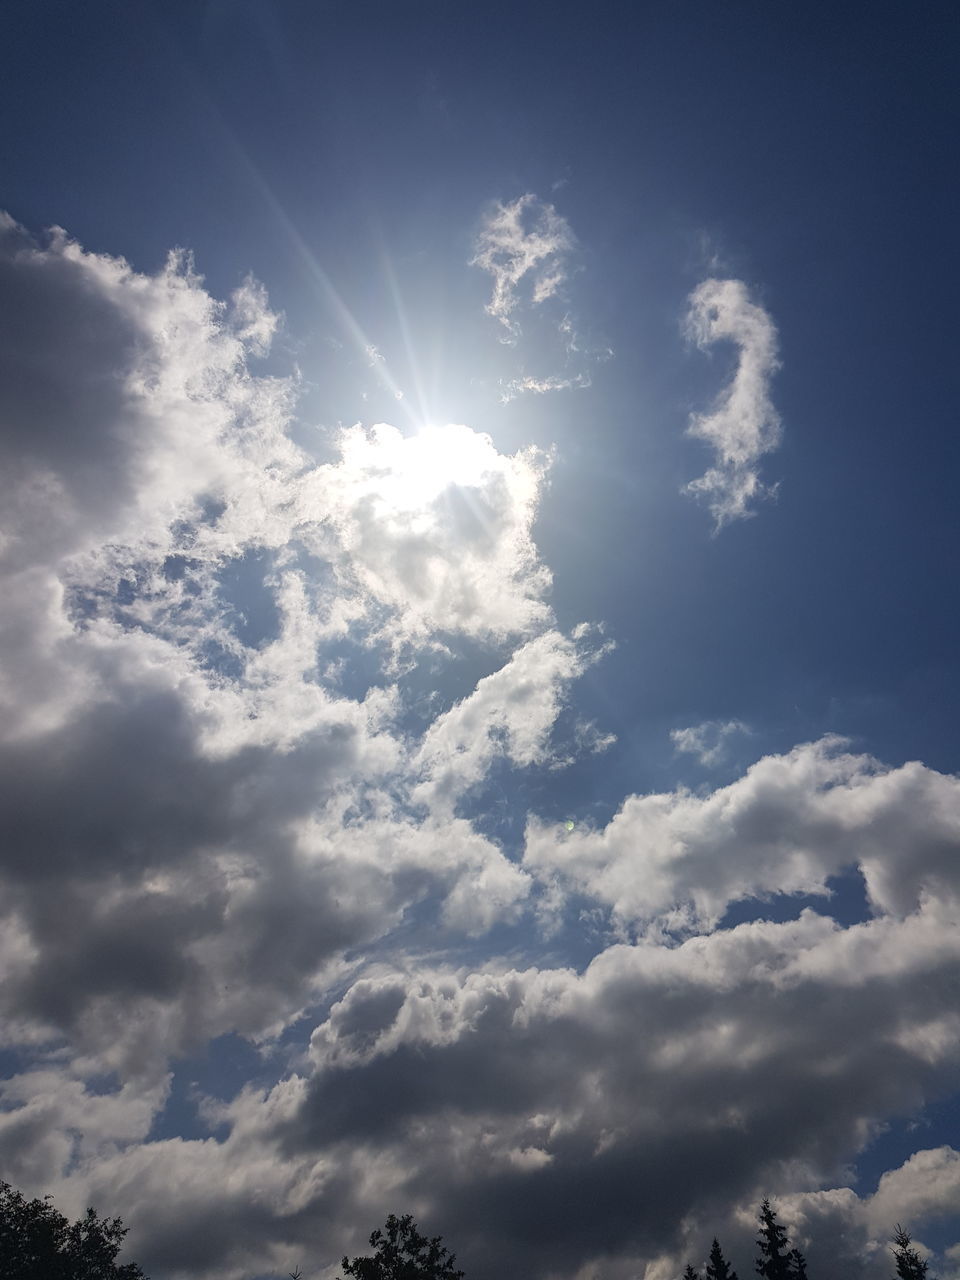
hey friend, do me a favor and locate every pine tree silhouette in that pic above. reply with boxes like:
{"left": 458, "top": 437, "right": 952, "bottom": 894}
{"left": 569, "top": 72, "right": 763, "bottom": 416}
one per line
{"left": 789, "top": 1247, "right": 808, "bottom": 1280}
{"left": 891, "top": 1226, "right": 928, "bottom": 1280}
{"left": 755, "top": 1200, "right": 792, "bottom": 1280}
{"left": 707, "top": 1237, "right": 739, "bottom": 1280}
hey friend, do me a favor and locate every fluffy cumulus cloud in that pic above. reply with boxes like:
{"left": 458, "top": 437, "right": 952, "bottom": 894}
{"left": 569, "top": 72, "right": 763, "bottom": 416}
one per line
{"left": 0, "top": 212, "right": 567, "bottom": 1084}
{"left": 298, "top": 421, "right": 552, "bottom": 645}
{"left": 54, "top": 893, "right": 960, "bottom": 1280}
{"left": 525, "top": 736, "right": 960, "bottom": 929}
{"left": 2, "top": 213, "right": 960, "bottom": 1280}
{"left": 684, "top": 278, "right": 782, "bottom": 528}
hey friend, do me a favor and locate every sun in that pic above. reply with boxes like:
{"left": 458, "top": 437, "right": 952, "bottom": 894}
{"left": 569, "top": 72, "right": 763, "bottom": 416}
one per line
{"left": 341, "top": 422, "right": 498, "bottom": 514}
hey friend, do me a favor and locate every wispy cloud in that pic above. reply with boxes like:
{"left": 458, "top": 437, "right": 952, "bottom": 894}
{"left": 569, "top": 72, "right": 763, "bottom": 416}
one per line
{"left": 671, "top": 717, "right": 749, "bottom": 766}
{"left": 472, "top": 194, "right": 611, "bottom": 402}
{"left": 497, "top": 371, "right": 592, "bottom": 403}
{"left": 684, "top": 278, "right": 782, "bottom": 529}
{"left": 471, "top": 194, "right": 575, "bottom": 341}
{"left": 411, "top": 625, "right": 611, "bottom": 817}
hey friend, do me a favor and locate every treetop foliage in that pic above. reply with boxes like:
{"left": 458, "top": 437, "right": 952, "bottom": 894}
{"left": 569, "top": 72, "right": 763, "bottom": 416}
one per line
{"left": 339, "top": 1213, "right": 465, "bottom": 1280}
{"left": 0, "top": 1180, "right": 939, "bottom": 1280}
{"left": 0, "top": 1181, "right": 146, "bottom": 1280}
{"left": 707, "top": 1236, "right": 739, "bottom": 1280}
{"left": 891, "top": 1226, "right": 930, "bottom": 1280}
{"left": 788, "top": 1248, "right": 808, "bottom": 1280}
{"left": 755, "top": 1199, "right": 793, "bottom": 1280}
{"left": 683, "top": 1201, "right": 816, "bottom": 1280}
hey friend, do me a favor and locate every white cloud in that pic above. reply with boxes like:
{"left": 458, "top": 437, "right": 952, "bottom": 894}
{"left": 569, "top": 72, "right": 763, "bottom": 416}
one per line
{"left": 472, "top": 194, "right": 575, "bottom": 340}
{"left": 471, "top": 195, "right": 611, "bottom": 401}
{"left": 0, "top": 214, "right": 302, "bottom": 578}
{"left": 671, "top": 718, "right": 749, "bottom": 766}
{"left": 525, "top": 736, "right": 960, "bottom": 929}
{"left": 2, "top": 211, "right": 959, "bottom": 1280}
{"left": 867, "top": 1147, "right": 960, "bottom": 1234}
{"left": 0, "top": 214, "right": 584, "bottom": 1085}
{"left": 297, "top": 421, "right": 553, "bottom": 646}
{"left": 63, "top": 897, "right": 958, "bottom": 1280}
{"left": 0, "top": 1069, "right": 168, "bottom": 1191}
{"left": 730, "top": 1154, "right": 960, "bottom": 1280}
{"left": 683, "top": 278, "right": 782, "bottom": 528}
{"left": 497, "top": 371, "right": 592, "bottom": 403}
{"left": 411, "top": 626, "right": 610, "bottom": 817}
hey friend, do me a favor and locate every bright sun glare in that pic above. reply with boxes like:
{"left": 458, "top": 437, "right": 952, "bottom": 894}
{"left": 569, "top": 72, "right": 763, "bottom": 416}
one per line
{"left": 346, "top": 422, "right": 497, "bottom": 513}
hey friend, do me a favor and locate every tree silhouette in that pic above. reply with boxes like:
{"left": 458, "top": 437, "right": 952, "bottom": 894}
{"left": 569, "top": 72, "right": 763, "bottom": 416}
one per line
{"left": 339, "top": 1214, "right": 464, "bottom": 1280}
{"left": 0, "top": 1181, "right": 146, "bottom": 1280}
{"left": 707, "top": 1237, "right": 739, "bottom": 1280}
{"left": 891, "top": 1226, "right": 929, "bottom": 1280}
{"left": 789, "top": 1247, "right": 808, "bottom": 1280}
{"left": 684, "top": 1265, "right": 701, "bottom": 1280}
{"left": 755, "top": 1200, "right": 792, "bottom": 1280}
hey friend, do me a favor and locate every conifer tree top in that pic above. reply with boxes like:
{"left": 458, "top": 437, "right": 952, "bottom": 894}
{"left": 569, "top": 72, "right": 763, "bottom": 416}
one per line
{"left": 755, "top": 1200, "right": 793, "bottom": 1280}
{"left": 707, "top": 1235, "right": 739, "bottom": 1280}
{"left": 892, "top": 1226, "right": 929, "bottom": 1280}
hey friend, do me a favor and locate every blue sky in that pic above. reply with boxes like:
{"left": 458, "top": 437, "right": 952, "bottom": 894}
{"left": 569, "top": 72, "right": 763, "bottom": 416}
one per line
{"left": 1, "top": 3, "right": 960, "bottom": 1279}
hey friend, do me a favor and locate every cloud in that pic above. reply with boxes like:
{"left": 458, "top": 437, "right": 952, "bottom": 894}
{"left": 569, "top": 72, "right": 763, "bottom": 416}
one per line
{"left": 411, "top": 625, "right": 611, "bottom": 818}
{"left": 36, "top": 730, "right": 955, "bottom": 1277}
{"left": 0, "top": 214, "right": 303, "bottom": 580}
{"left": 671, "top": 718, "right": 749, "bottom": 766}
{"left": 524, "top": 736, "right": 960, "bottom": 931}
{"left": 66, "top": 896, "right": 960, "bottom": 1280}
{"left": 471, "top": 194, "right": 575, "bottom": 340}
{"left": 0, "top": 1068, "right": 168, "bottom": 1191}
{"left": 683, "top": 278, "right": 782, "bottom": 528}
{"left": 730, "top": 1152, "right": 960, "bottom": 1280}
{"left": 2, "top": 212, "right": 959, "bottom": 1280}
{"left": 472, "top": 195, "right": 609, "bottom": 401}
{"left": 496, "top": 371, "right": 592, "bottom": 404}
{"left": 298, "top": 421, "right": 552, "bottom": 646}
{"left": 867, "top": 1147, "right": 960, "bottom": 1234}
{"left": 0, "top": 214, "right": 580, "bottom": 1085}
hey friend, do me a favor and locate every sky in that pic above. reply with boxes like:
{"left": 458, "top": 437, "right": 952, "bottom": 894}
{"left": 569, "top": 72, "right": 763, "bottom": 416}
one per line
{"left": 1, "top": 3, "right": 959, "bottom": 1278}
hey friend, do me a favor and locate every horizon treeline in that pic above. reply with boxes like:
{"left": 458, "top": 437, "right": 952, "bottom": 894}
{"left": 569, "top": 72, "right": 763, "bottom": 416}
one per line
{"left": 680, "top": 1197, "right": 932, "bottom": 1280}
{"left": 0, "top": 1180, "right": 936, "bottom": 1280}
